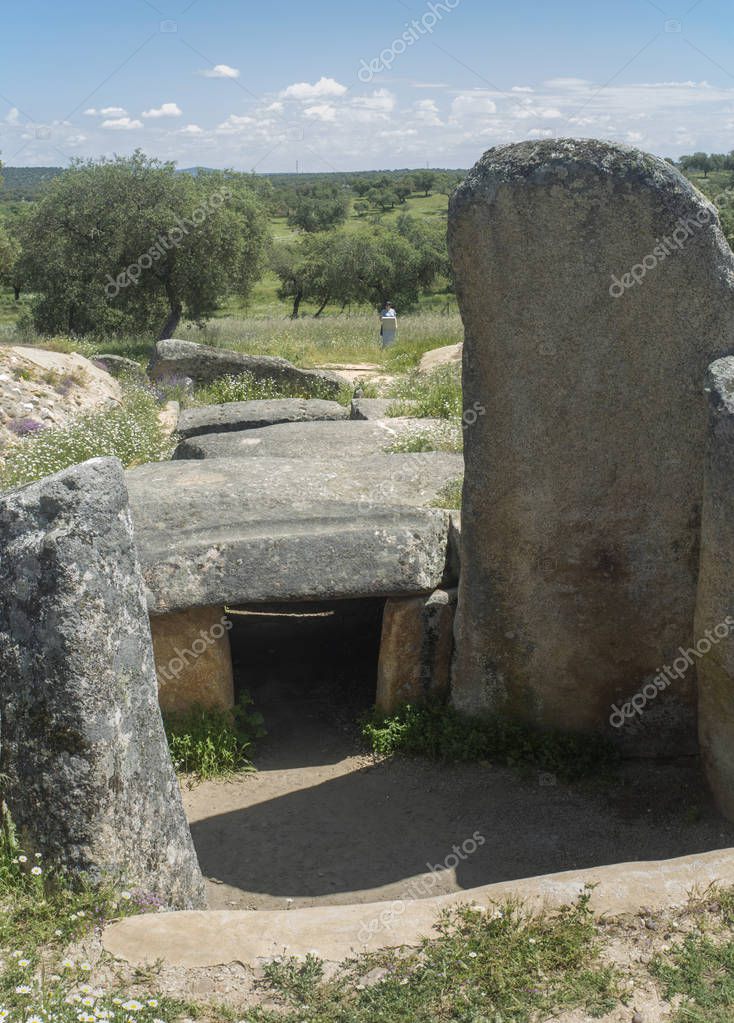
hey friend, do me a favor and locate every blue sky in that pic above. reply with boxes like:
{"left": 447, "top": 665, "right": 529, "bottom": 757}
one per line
{"left": 1, "top": 0, "right": 733, "bottom": 171}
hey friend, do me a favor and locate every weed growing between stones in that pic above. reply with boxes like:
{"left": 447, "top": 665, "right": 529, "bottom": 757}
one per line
{"left": 431, "top": 475, "right": 463, "bottom": 509}
{"left": 163, "top": 692, "right": 266, "bottom": 782}
{"left": 386, "top": 364, "right": 463, "bottom": 419}
{"left": 249, "top": 892, "right": 621, "bottom": 1022}
{"left": 0, "top": 387, "right": 169, "bottom": 490}
{"left": 0, "top": 814, "right": 186, "bottom": 1022}
{"left": 361, "top": 701, "right": 620, "bottom": 783}
{"left": 195, "top": 371, "right": 354, "bottom": 407}
{"left": 385, "top": 423, "right": 463, "bottom": 453}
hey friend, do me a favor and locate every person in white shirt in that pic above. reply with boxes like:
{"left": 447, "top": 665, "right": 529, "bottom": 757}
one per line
{"left": 380, "top": 303, "right": 398, "bottom": 346}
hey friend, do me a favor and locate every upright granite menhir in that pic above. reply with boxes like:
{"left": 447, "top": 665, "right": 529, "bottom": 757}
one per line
{"left": 449, "top": 139, "right": 734, "bottom": 752}
{"left": 0, "top": 458, "right": 206, "bottom": 908}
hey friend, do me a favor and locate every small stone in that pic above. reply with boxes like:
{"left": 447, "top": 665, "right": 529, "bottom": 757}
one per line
{"left": 632, "top": 1012, "right": 644, "bottom": 1023}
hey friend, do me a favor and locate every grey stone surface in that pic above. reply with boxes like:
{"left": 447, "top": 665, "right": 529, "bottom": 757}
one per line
{"left": 696, "top": 358, "right": 734, "bottom": 821}
{"left": 448, "top": 139, "right": 734, "bottom": 751}
{"left": 126, "top": 456, "right": 458, "bottom": 613}
{"left": 149, "top": 338, "right": 343, "bottom": 398}
{"left": 173, "top": 418, "right": 454, "bottom": 460}
{"left": 177, "top": 398, "right": 349, "bottom": 440}
{"left": 0, "top": 458, "right": 206, "bottom": 908}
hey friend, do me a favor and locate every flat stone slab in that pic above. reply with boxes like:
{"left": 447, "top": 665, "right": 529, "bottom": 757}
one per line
{"left": 177, "top": 399, "right": 349, "bottom": 440}
{"left": 126, "top": 455, "right": 460, "bottom": 613}
{"left": 103, "top": 848, "right": 734, "bottom": 967}
{"left": 173, "top": 418, "right": 455, "bottom": 460}
{"left": 149, "top": 338, "right": 343, "bottom": 398}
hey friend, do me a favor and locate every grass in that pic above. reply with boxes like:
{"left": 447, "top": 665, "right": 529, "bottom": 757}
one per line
{"left": 163, "top": 692, "right": 266, "bottom": 781}
{"left": 0, "top": 385, "right": 169, "bottom": 491}
{"left": 195, "top": 369, "right": 354, "bottom": 407}
{"left": 249, "top": 892, "right": 621, "bottom": 1023}
{"left": 387, "top": 364, "right": 463, "bottom": 419}
{"left": 0, "top": 813, "right": 188, "bottom": 1022}
{"left": 386, "top": 423, "right": 463, "bottom": 453}
{"left": 361, "top": 701, "right": 620, "bottom": 784}
{"left": 432, "top": 475, "right": 464, "bottom": 509}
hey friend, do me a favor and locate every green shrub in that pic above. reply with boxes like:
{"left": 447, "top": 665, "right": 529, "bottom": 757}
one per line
{"left": 0, "top": 386, "right": 168, "bottom": 490}
{"left": 362, "top": 701, "right": 620, "bottom": 783}
{"left": 164, "top": 692, "right": 266, "bottom": 781}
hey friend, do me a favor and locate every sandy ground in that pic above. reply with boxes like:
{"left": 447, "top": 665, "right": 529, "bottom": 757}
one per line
{"left": 182, "top": 619, "right": 734, "bottom": 913}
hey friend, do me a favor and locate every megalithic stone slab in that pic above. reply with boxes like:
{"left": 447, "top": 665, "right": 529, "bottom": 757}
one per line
{"left": 448, "top": 139, "right": 734, "bottom": 752}
{"left": 0, "top": 458, "right": 206, "bottom": 908}
{"left": 696, "top": 358, "right": 734, "bottom": 820}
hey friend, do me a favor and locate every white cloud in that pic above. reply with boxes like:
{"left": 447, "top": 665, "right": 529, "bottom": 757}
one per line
{"left": 101, "top": 116, "right": 143, "bottom": 130}
{"left": 215, "top": 114, "right": 256, "bottom": 134}
{"left": 142, "top": 102, "right": 182, "bottom": 119}
{"left": 451, "top": 93, "right": 497, "bottom": 119}
{"left": 201, "top": 64, "right": 240, "bottom": 79}
{"left": 512, "top": 86, "right": 534, "bottom": 93}
{"left": 84, "top": 106, "right": 127, "bottom": 117}
{"left": 352, "top": 89, "right": 395, "bottom": 112}
{"left": 543, "top": 77, "right": 591, "bottom": 88}
{"left": 527, "top": 128, "right": 554, "bottom": 138}
{"left": 415, "top": 99, "right": 443, "bottom": 126}
{"left": 511, "top": 104, "right": 562, "bottom": 119}
{"left": 281, "top": 77, "right": 347, "bottom": 100}
{"left": 5, "top": 107, "right": 20, "bottom": 125}
{"left": 264, "top": 101, "right": 284, "bottom": 114}
{"left": 304, "top": 103, "right": 337, "bottom": 122}
{"left": 179, "top": 123, "right": 203, "bottom": 135}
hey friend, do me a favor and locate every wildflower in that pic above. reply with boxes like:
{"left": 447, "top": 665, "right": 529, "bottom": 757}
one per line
{"left": 75, "top": 910, "right": 85, "bottom": 918}
{"left": 54, "top": 930, "right": 63, "bottom": 937}
{"left": 0, "top": 1012, "right": 9, "bottom": 1020}
{"left": 18, "top": 959, "right": 30, "bottom": 968}
{"left": 17, "top": 855, "right": 28, "bottom": 864}
{"left": 120, "top": 892, "right": 132, "bottom": 901}
{"left": 121, "top": 1003, "right": 142, "bottom": 1013}
{"left": 79, "top": 962, "right": 92, "bottom": 971}
{"left": 12, "top": 951, "right": 23, "bottom": 958}
{"left": 78, "top": 986, "right": 92, "bottom": 996}
{"left": 50, "top": 974, "right": 61, "bottom": 982}
{"left": 15, "top": 986, "right": 31, "bottom": 994}
{"left": 146, "top": 1001, "right": 158, "bottom": 1009}
{"left": 81, "top": 999, "right": 95, "bottom": 1008}
{"left": 27, "top": 1016, "right": 44, "bottom": 1023}
{"left": 468, "top": 951, "right": 478, "bottom": 958}
{"left": 61, "top": 959, "right": 74, "bottom": 970}
{"left": 30, "top": 867, "right": 42, "bottom": 876}
{"left": 34, "top": 853, "right": 42, "bottom": 860}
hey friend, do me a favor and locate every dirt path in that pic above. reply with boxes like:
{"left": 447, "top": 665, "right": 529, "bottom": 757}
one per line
{"left": 183, "top": 679, "right": 734, "bottom": 912}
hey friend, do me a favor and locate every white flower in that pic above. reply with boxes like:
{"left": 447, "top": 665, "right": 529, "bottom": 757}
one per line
{"left": 0, "top": 1012, "right": 9, "bottom": 1020}
{"left": 30, "top": 867, "right": 42, "bottom": 876}
{"left": 54, "top": 930, "right": 63, "bottom": 937}
{"left": 468, "top": 951, "right": 478, "bottom": 958}
{"left": 121, "top": 1003, "right": 142, "bottom": 1013}
{"left": 75, "top": 910, "right": 85, "bottom": 918}
{"left": 17, "top": 855, "right": 27, "bottom": 864}
{"left": 15, "top": 985, "right": 31, "bottom": 994}
{"left": 26, "top": 1016, "right": 44, "bottom": 1023}
{"left": 146, "top": 1001, "right": 158, "bottom": 1009}
{"left": 61, "top": 959, "right": 74, "bottom": 969}
{"left": 78, "top": 986, "right": 92, "bottom": 995}
{"left": 17, "top": 959, "right": 30, "bottom": 968}
{"left": 81, "top": 998, "right": 95, "bottom": 1007}
{"left": 120, "top": 892, "right": 132, "bottom": 901}
{"left": 34, "top": 853, "right": 42, "bottom": 860}
{"left": 79, "top": 962, "right": 92, "bottom": 971}
{"left": 11, "top": 951, "right": 23, "bottom": 958}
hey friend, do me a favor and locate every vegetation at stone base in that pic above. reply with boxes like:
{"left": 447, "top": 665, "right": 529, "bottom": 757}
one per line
{"left": 249, "top": 892, "right": 621, "bottom": 1023}
{"left": 649, "top": 886, "right": 734, "bottom": 1022}
{"left": 431, "top": 475, "right": 464, "bottom": 510}
{"left": 0, "top": 386, "right": 168, "bottom": 491}
{"left": 163, "top": 691, "right": 266, "bottom": 781}
{"left": 0, "top": 816, "right": 188, "bottom": 1022}
{"left": 385, "top": 423, "right": 463, "bottom": 454}
{"left": 362, "top": 701, "right": 620, "bottom": 783}
{"left": 194, "top": 371, "right": 353, "bottom": 407}
{"left": 386, "top": 363, "right": 463, "bottom": 419}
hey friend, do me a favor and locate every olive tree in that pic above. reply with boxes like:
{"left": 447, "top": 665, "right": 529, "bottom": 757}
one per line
{"left": 21, "top": 152, "right": 269, "bottom": 339}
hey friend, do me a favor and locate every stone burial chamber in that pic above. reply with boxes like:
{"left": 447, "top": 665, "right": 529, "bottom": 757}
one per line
{"left": 448, "top": 137, "right": 734, "bottom": 760}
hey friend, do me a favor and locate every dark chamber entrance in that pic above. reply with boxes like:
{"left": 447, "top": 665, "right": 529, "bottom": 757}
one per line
{"left": 227, "top": 598, "right": 385, "bottom": 767}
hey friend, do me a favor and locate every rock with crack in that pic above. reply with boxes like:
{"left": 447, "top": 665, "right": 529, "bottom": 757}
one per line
{"left": 177, "top": 398, "right": 349, "bottom": 440}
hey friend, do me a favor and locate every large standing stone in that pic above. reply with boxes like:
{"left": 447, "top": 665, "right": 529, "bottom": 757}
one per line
{"left": 151, "top": 606, "right": 235, "bottom": 715}
{"left": 696, "top": 358, "right": 734, "bottom": 820}
{"left": 148, "top": 338, "right": 343, "bottom": 398}
{"left": 448, "top": 139, "right": 734, "bottom": 750}
{"left": 0, "top": 458, "right": 206, "bottom": 908}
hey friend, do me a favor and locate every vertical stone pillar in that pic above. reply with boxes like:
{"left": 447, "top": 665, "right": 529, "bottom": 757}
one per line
{"left": 0, "top": 458, "right": 206, "bottom": 908}
{"left": 697, "top": 358, "right": 734, "bottom": 819}
{"left": 448, "top": 139, "right": 734, "bottom": 751}
{"left": 376, "top": 589, "right": 457, "bottom": 714}
{"left": 150, "top": 606, "right": 234, "bottom": 714}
